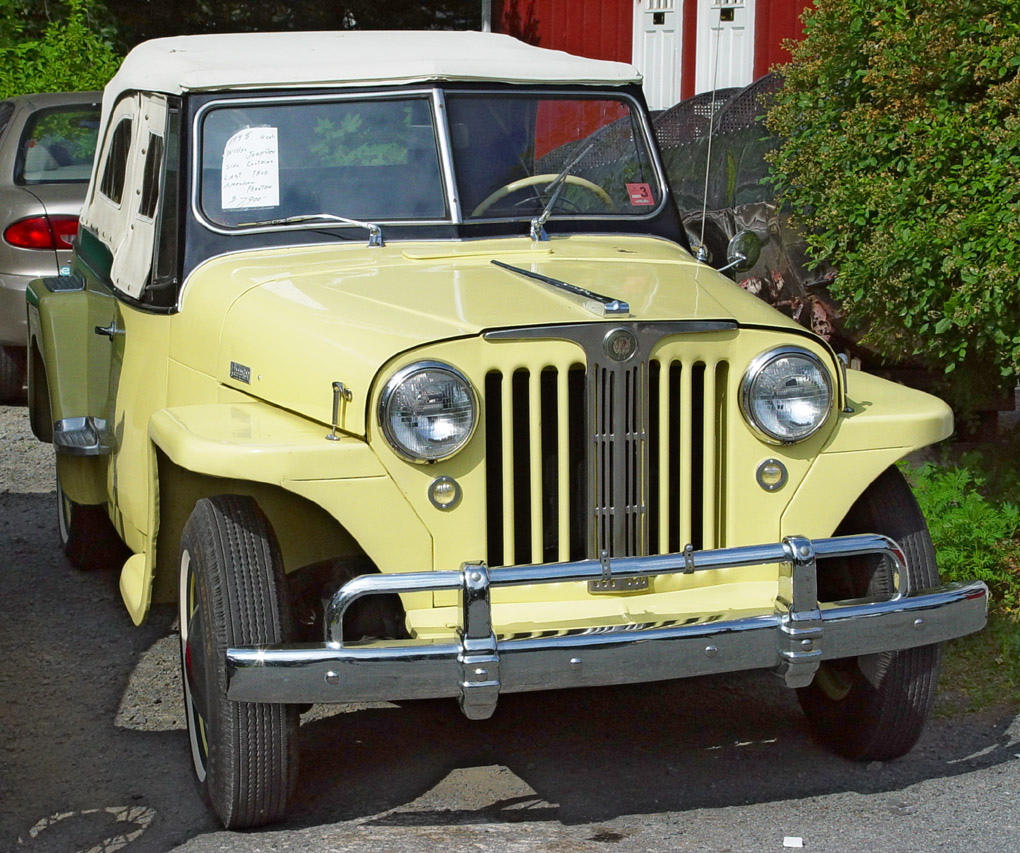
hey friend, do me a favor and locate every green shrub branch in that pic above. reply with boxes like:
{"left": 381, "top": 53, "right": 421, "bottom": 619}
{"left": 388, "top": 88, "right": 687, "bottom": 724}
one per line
{"left": 766, "top": 0, "right": 1020, "bottom": 403}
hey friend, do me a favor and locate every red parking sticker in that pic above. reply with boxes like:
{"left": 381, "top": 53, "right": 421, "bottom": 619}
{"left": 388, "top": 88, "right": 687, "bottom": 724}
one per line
{"left": 626, "top": 183, "right": 655, "bottom": 206}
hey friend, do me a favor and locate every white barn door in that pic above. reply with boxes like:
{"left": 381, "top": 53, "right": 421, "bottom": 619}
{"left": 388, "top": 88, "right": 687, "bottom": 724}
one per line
{"left": 695, "top": 0, "right": 755, "bottom": 94}
{"left": 632, "top": 0, "right": 683, "bottom": 110}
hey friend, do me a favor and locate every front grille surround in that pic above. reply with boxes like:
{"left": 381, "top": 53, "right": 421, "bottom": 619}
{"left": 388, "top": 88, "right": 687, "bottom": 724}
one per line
{"left": 484, "top": 321, "right": 736, "bottom": 572}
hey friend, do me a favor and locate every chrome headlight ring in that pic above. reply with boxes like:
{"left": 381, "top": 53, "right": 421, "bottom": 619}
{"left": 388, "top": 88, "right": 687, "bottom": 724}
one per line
{"left": 740, "top": 347, "right": 833, "bottom": 444}
{"left": 378, "top": 361, "right": 477, "bottom": 463}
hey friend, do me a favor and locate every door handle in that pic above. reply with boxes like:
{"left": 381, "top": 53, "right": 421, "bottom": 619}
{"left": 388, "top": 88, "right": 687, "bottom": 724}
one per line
{"left": 94, "top": 322, "right": 123, "bottom": 339}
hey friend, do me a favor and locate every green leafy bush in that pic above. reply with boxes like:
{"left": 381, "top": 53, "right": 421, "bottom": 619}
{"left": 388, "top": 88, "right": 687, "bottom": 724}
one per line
{"left": 0, "top": 0, "right": 121, "bottom": 98}
{"left": 766, "top": 0, "right": 1020, "bottom": 406}
{"left": 901, "top": 457, "right": 1020, "bottom": 614}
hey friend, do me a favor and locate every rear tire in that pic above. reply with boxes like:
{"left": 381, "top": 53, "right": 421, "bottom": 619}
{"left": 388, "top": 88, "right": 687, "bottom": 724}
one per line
{"left": 179, "top": 495, "right": 298, "bottom": 829}
{"left": 0, "top": 345, "right": 26, "bottom": 404}
{"left": 798, "top": 466, "right": 941, "bottom": 761}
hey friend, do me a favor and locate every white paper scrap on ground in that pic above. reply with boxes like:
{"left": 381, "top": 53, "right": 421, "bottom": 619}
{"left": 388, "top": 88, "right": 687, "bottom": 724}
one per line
{"left": 783, "top": 837, "right": 804, "bottom": 848}
{"left": 221, "top": 126, "right": 280, "bottom": 210}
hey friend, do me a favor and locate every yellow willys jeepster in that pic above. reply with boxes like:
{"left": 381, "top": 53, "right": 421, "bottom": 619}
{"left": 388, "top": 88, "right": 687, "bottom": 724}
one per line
{"left": 26, "top": 31, "right": 987, "bottom": 828}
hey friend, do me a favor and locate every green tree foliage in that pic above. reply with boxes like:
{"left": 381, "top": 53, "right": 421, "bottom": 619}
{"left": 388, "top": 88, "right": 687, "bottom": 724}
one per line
{"left": 0, "top": 0, "right": 121, "bottom": 97}
{"left": 104, "top": 0, "right": 480, "bottom": 47}
{"left": 766, "top": 0, "right": 1020, "bottom": 406}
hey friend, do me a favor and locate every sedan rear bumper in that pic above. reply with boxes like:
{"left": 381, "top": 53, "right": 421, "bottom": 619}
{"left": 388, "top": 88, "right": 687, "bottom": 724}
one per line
{"left": 225, "top": 534, "right": 988, "bottom": 720}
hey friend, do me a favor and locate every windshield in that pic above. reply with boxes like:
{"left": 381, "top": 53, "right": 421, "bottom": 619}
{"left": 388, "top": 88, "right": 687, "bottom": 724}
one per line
{"left": 448, "top": 93, "right": 661, "bottom": 221}
{"left": 199, "top": 94, "right": 446, "bottom": 227}
{"left": 196, "top": 89, "right": 662, "bottom": 230}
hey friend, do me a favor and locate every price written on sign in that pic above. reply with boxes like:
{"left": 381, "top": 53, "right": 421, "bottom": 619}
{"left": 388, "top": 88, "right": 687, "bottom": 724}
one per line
{"left": 221, "top": 126, "right": 280, "bottom": 210}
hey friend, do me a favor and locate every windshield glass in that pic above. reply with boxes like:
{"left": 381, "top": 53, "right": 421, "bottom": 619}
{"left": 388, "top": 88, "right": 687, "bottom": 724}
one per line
{"left": 447, "top": 93, "right": 662, "bottom": 221}
{"left": 198, "top": 95, "right": 446, "bottom": 227}
{"left": 196, "top": 90, "right": 662, "bottom": 230}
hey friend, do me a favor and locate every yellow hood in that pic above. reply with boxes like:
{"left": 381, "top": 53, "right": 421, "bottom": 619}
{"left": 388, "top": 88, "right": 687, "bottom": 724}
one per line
{"left": 173, "top": 235, "right": 806, "bottom": 435}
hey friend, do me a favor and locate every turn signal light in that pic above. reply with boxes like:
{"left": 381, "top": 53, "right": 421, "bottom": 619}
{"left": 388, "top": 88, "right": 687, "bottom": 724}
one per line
{"left": 3, "top": 214, "right": 78, "bottom": 250}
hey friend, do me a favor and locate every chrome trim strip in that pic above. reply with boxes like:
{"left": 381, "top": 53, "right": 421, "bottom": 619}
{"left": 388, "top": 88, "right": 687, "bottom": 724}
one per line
{"left": 432, "top": 88, "right": 462, "bottom": 224}
{"left": 483, "top": 320, "right": 738, "bottom": 344}
{"left": 228, "top": 534, "right": 988, "bottom": 712}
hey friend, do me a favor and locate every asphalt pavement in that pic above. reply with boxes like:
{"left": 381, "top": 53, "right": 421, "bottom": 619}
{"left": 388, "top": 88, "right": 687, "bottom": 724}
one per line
{"left": 2, "top": 402, "right": 1018, "bottom": 853}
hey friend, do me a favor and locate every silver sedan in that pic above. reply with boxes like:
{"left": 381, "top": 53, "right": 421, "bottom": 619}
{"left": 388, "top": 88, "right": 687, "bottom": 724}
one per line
{"left": 0, "top": 91, "right": 100, "bottom": 402}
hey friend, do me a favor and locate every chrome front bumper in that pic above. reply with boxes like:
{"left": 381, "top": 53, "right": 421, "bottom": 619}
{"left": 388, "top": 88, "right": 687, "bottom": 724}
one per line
{"left": 226, "top": 534, "right": 988, "bottom": 720}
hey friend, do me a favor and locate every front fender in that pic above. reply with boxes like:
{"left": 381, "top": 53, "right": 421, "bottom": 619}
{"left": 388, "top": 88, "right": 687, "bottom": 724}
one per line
{"left": 126, "top": 401, "right": 434, "bottom": 625}
{"left": 782, "top": 370, "right": 953, "bottom": 538}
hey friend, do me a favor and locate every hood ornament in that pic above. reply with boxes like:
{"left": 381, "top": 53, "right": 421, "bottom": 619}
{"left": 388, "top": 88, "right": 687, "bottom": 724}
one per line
{"left": 491, "top": 260, "right": 629, "bottom": 318}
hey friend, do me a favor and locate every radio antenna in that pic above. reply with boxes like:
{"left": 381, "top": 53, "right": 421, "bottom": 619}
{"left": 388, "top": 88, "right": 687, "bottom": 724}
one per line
{"left": 697, "top": 16, "right": 725, "bottom": 261}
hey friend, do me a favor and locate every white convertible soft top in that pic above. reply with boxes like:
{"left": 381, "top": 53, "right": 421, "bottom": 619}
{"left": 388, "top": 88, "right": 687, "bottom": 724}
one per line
{"left": 103, "top": 30, "right": 641, "bottom": 112}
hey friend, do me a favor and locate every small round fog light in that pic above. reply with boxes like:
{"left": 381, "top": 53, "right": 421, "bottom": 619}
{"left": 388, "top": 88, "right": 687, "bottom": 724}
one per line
{"left": 428, "top": 476, "right": 462, "bottom": 510}
{"left": 756, "top": 458, "right": 788, "bottom": 492}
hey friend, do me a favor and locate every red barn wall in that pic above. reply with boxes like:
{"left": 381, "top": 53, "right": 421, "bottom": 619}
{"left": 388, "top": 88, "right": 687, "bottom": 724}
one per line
{"left": 493, "top": 0, "right": 633, "bottom": 62}
{"left": 754, "top": 0, "right": 813, "bottom": 78}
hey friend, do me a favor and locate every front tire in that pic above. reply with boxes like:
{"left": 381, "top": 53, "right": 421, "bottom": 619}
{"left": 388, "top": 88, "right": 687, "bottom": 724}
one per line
{"left": 798, "top": 466, "right": 941, "bottom": 761}
{"left": 57, "top": 479, "right": 125, "bottom": 571}
{"left": 179, "top": 495, "right": 298, "bottom": 829}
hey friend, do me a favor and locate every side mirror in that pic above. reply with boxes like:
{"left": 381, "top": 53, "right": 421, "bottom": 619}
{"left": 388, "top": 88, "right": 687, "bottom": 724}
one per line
{"left": 720, "top": 230, "right": 762, "bottom": 273}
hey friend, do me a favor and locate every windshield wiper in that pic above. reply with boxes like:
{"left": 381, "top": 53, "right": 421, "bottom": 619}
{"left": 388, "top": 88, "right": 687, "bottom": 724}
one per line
{"left": 235, "top": 212, "right": 383, "bottom": 247}
{"left": 530, "top": 140, "right": 595, "bottom": 242}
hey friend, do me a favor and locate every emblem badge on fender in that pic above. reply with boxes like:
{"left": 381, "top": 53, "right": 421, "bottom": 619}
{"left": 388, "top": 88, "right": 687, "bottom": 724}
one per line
{"left": 229, "top": 361, "right": 251, "bottom": 384}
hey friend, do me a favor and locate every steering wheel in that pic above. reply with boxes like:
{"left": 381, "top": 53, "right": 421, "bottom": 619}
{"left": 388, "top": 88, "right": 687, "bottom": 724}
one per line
{"left": 471, "top": 173, "right": 614, "bottom": 217}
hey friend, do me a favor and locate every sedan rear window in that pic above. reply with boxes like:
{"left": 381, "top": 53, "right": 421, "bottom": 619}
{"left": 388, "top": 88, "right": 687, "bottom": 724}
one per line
{"left": 17, "top": 104, "right": 102, "bottom": 185}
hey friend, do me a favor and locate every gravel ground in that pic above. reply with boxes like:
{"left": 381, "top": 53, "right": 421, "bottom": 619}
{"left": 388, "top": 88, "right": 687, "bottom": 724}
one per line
{"left": 2, "top": 402, "right": 1019, "bottom": 853}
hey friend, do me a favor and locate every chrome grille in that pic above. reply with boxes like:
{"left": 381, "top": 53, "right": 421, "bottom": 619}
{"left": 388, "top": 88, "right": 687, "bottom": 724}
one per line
{"left": 484, "top": 322, "right": 733, "bottom": 569}
{"left": 591, "top": 361, "right": 646, "bottom": 559}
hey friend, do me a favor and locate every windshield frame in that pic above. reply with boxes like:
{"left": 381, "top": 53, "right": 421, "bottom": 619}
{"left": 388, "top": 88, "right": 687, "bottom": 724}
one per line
{"left": 190, "top": 84, "right": 669, "bottom": 237}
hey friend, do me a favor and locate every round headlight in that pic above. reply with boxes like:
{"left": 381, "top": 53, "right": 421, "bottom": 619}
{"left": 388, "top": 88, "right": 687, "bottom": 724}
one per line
{"left": 378, "top": 362, "right": 477, "bottom": 462}
{"left": 741, "top": 348, "right": 833, "bottom": 443}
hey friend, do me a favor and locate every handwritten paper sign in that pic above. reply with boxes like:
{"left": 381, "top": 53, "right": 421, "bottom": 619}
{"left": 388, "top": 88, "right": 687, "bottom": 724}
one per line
{"left": 221, "top": 127, "right": 280, "bottom": 210}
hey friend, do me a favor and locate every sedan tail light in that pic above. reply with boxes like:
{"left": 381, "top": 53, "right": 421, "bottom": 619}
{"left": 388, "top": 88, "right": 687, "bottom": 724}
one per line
{"left": 3, "top": 214, "right": 79, "bottom": 250}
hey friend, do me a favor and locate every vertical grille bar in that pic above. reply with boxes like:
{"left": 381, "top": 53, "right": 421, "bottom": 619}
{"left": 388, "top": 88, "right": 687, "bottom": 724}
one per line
{"left": 500, "top": 372, "right": 516, "bottom": 566}
{"left": 528, "top": 370, "right": 544, "bottom": 562}
{"left": 556, "top": 368, "right": 571, "bottom": 562}
{"left": 702, "top": 361, "right": 718, "bottom": 549}
{"left": 678, "top": 363, "right": 694, "bottom": 550}
{"left": 655, "top": 360, "right": 669, "bottom": 555}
